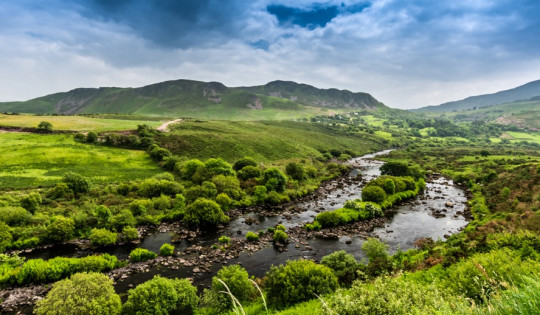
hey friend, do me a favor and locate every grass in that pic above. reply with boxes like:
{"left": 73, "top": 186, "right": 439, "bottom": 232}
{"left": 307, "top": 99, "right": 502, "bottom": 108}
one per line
{"left": 0, "top": 114, "right": 163, "bottom": 132}
{"left": 158, "top": 120, "right": 385, "bottom": 163}
{"left": 0, "top": 133, "right": 162, "bottom": 189}
{"left": 503, "top": 131, "right": 540, "bottom": 144}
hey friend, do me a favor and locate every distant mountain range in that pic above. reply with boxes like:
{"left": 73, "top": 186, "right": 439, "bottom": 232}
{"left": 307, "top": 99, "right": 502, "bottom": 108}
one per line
{"left": 0, "top": 80, "right": 384, "bottom": 117}
{"left": 414, "top": 79, "right": 540, "bottom": 113}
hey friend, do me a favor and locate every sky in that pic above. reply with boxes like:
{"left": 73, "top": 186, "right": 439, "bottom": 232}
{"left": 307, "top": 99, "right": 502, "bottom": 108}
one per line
{"left": 1, "top": 0, "right": 540, "bottom": 109}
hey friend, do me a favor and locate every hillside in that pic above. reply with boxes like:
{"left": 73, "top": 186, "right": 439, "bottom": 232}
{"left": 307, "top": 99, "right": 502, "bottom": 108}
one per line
{"left": 0, "top": 80, "right": 385, "bottom": 118}
{"left": 414, "top": 79, "right": 540, "bottom": 112}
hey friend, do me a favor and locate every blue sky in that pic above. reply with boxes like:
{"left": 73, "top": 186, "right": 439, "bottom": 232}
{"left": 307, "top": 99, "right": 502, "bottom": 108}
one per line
{"left": 1, "top": 0, "right": 540, "bottom": 108}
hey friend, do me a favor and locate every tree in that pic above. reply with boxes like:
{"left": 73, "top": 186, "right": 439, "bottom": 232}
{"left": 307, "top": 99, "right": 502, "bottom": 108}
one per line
{"left": 86, "top": 131, "right": 98, "bottom": 143}
{"left": 321, "top": 250, "right": 361, "bottom": 286}
{"left": 37, "top": 121, "right": 53, "bottom": 133}
{"left": 286, "top": 162, "right": 305, "bottom": 181}
{"left": 46, "top": 216, "right": 75, "bottom": 242}
{"left": 184, "top": 198, "right": 229, "bottom": 227}
{"left": 34, "top": 272, "right": 121, "bottom": 315}
{"left": 122, "top": 276, "right": 198, "bottom": 315}
{"left": 62, "top": 172, "right": 90, "bottom": 196}
{"left": 237, "top": 166, "right": 261, "bottom": 180}
{"left": 233, "top": 157, "right": 257, "bottom": 171}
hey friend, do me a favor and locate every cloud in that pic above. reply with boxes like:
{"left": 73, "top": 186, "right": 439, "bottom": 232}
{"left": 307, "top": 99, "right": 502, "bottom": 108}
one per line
{"left": 1, "top": 0, "right": 540, "bottom": 109}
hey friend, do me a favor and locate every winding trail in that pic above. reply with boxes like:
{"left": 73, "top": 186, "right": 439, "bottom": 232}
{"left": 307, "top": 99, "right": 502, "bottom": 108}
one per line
{"left": 156, "top": 119, "right": 183, "bottom": 132}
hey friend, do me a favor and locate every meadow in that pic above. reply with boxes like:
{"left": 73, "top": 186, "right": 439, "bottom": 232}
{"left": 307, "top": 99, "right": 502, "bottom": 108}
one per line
{"left": 0, "top": 133, "right": 162, "bottom": 189}
{"left": 0, "top": 114, "right": 163, "bottom": 132}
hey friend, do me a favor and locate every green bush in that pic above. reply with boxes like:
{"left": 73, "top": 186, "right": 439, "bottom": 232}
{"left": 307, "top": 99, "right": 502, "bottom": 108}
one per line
{"left": 179, "top": 159, "right": 205, "bottom": 181}
{"left": 265, "top": 260, "right": 338, "bottom": 308}
{"left": 362, "top": 238, "right": 391, "bottom": 276}
{"left": 0, "top": 206, "right": 31, "bottom": 226}
{"left": 184, "top": 198, "right": 229, "bottom": 227}
{"left": 121, "top": 226, "right": 139, "bottom": 242}
{"left": 89, "top": 228, "right": 117, "bottom": 246}
{"left": 286, "top": 162, "right": 305, "bottom": 181}
{"left": 86, "top": 131, "right": 98, "bottom": 143}
{"left": 383, "top": 179, "right": 396, "bottom": 195}
{"left": 266, "top": 191, "right": 289, "bottom": 205}
{"left": 237, "top": 166, "right": 261, "bottom": 180}
{"left": 138, "top": 178, "right": 183, "bottom": 198}
{"left": 110, "top": 209, "right": 136, "bottom": 232}
{"left": 246, "top": 231, "right": 259, "bottom": 242}
{"left": 215, "top": 193, "right": 232, "bottom": 211}
{"left": 37, "top": 121, "right": 53, "bottom": 133}
{"left": 210, "top": 264, "right": 256, "bottom": 309}
{"left": 122, "top": 276, "right": 198, "bottom": 315}
{"left": 233, "top": 157, "right": 257, "bottom": 171}
{"left": 152, "top": 194, "right": 172, "bottom": 211}
{"left": 62, "top": 172, "right": 90, "bottom": 196}
{"left": 20, "top": 192, "right": 42, "bottom": 214}
{"left": 380, "top": 161, "right": 411, "bottom": 177}
{"left": 160, "top": 243, "right": 174, "bottom": 256}
{"left": 15, "top": 254, "right": 120, "bottom": 285}
{"left": 321, "top": 250, "right": 361, "bottom": 286}
{"left": 129, "top": 248, "right": 157, "bottom": 262}
{"left": 273, "top": 230, "right": 288, "bottom": 244}
{"left": 46, "top": 216, "right": 75, "bottom": 242}
{"left": 218, "top": 236, "right": 231, "bottom": 244}
{"left": 35, "top": 272, "right": 121, "bottom": 315}
{"left": 253, "top": 185, "right": 267, "bottom": 204}
{"left": 95, "top": 205, "right": 112, "bottom": 224}
{"left": 185, "top": 182, "right": 218, "bottom": 203}
{"left": 361, "top": 186, "right": 387, "bottom": 204}
{"left": 0, "top": 221, "right": 12, "bottom": 252}
{"left": 316, "top": 211, "right": 342, "bottom": 227}
{"left": 263, "top": 168, "right": 287, "bottom": 192}
{"left": 47, "top": 183, "right": 73, "bottom": 199}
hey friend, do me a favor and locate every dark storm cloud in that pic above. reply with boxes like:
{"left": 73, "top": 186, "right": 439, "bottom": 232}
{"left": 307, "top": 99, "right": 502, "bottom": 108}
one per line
{"left": 74, "top": 0, "right": 250, "bottom": 48}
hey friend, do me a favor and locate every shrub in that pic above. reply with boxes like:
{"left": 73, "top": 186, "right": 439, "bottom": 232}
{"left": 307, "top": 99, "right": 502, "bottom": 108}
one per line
{"left": 362, "top": 238, "right": 390, "bottom": 276}
{"left": 316, "top": 211, "right": 342, "bottom": 227}
{"left": 46, "top": 216, "right": 75, "bottom": 242}
{"left": 160, "top": 243, "right": 174, "bottom": 256}
{"left": 152, "top": 194, "right": 172, "bottom": 211}
{"left": 266, "top": 191, "right": 287, "bottom": 205}
{"left": 305, "top": 221, "right": 322, "bottom": 231}
{"left": 0, "top": 206, "right": 31, "bottom": 226}
{"left": 86, "top": 131, "right": 98, "bottom": 143}
{"left": 184, "top": 198, "right": 229, "bottom": 227}
{"left": 0, "top": 221, "right": 12, "bottom": 252}
{"left": 35, "top": 272, "right": 121, "bottom": 315}
{"left": 233, "top": 157, "right": 257, "bottom": 171}
{"left": 185, "top": 182, "right": 217, "bottom": 203}
{"left": 121, "top": 226, "right": 139, "bottom": 242}
{"left": 215, "top": 193, "right": 232, "bottom": 211}
{"left": 205, "top": 158, "right": 235, "bottom": 177}
{"left": 149, "top": 146, "right": 172, "bottom": 162}
{"left": 253, "top": 185, "right": 267, "bottom": 204}
{"left": 62, "top": 172, "right": 90, "bottom": 196}
{"left": 89, "top": 228, "right": 117, "bottom": 246}
{"left": 179, "top": 159, "right": 205, "bottom": 181}
{"left": 48, "top": 183, "right": 73, "bottom": 199}
{"left": 20, "top": 192, "right": 42, "bottom": 214}
{"left": 122, "top": 276, "right": 198, "bottom": 315}
{"left": 383, "top": 179, "right": 396, "bottom": 195}
{"left": 380, "top": 161, "right": 410, "bottom": 177}
{"left": 129, "top": 248, "right": 157, "bottom": 262}
{"left": 139, "top": 178, "right": 183, "bottom": 198}
{"left": 264, "top": 260, "right": 338, "bottom": 308}
{"left": 161, "top": 156, "right": 182, "bottom": 171}
{"left": 37, "top": 121, "right": 52, "bottom": 133}
{"left": 286, "top": 162, "right": 305, "bottom": 181}
{"left": 110, "top": 209, "right": 136, "bottom": 232}
{"left": 212, "top": 175, "right": 240, "bottom": 193}
{"left": 246, "top": 231, "right": 259, "bottom": 242}
{"left": 210, "top": 265, "right": 256, "bottom": 309}
{"left": 218, "top": 236, "right": 231, "bottom": 244}
{"left": 361, "top": 186, "right": 387, "bottom": 204}
{"left": 237, "top": 166, "right": 261, "bottom": 180}
{"left": 273, "top": 230, "right": 288, "bottom": 244}
{"left": 321, "top": 250, "right": 360, "bottom": 285}
{"left": 262, "top": 168, "right": 287, "bottom": 192}
{"left": 95, "top": 205, "right": 112, "bottom": 224}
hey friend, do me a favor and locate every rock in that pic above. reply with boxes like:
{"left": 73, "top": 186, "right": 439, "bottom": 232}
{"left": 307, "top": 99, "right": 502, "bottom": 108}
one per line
{"left": 193, "top": 267, "right": 201, "bottom": 273}
{"left": 445, "top": 202, "right": 454, "bottom": 207}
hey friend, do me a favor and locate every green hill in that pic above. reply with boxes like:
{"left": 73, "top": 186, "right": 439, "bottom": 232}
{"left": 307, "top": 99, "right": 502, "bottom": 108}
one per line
{"left": 414, "top": 79, "right": 540, "bottom": 112}
{"left": 0, "top": 79, "right": 385, "bottom": 119}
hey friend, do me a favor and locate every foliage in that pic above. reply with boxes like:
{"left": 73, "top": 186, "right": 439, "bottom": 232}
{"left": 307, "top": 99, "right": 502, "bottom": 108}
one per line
{"left": 262, "top": 168, "right": 287, "bottom": 192}
{"left": 286, "top": 162, "right": 305, "bottom": 181}
{"left": 35, "top": 272, "right": 121, "bottom": 315}
{"left": 20, "top": 192, "right": 42, "bottom": 214}
{"left": 380, "top": 161, "right": 411, "bottom": 177}
{"left": 233, "top": 157, "right": 258, "bottom": 171}
{"left": 216, "top": 193, "right": 232, "bottom": 210}
{"left": 361, "top": 186, "right": 387, "bottom": 203}
{"left": 218, "top": 236, "right": 231, "bottom": 244}
{"left": 0, "top": 206, "right": 31, "bottom": 226}
{"left": 160, "top": 243, "right": 174, "bottom": 256}
{"left": 62, "top": 172, "right": 90, "bottom": 196}
{"left": 362, "top": 238, "right": 390, "bottom": 276}
{"left": 138, "top": 178, "right": 183, "bottom": 198}
{"left": 110, "top": 209, "right": 136, "bottom": 231}
{"left": 320, "top": 250, "right": 361, "bottom": 286}
{"left": 0, "top": 221, "right": 12, "bottom": 252}
{"left": 273, "top": 230, "right": 289, "bottom": 244}
{"left": 86, "top": 131, "right": 98, "bottom": 143}
{"left": 122, "top": 275, "right": 198, "bottom": 315}
{"left": 184, "top": 198, "right": 229, "bottom": 227}
{"left": 129, "top": 248, "right": 157, "bottom": 262}
{"left": 237, "top": 165, "right": 261, "bottom": 180}
{"left": 37, "top": 121, "right": 53, "bottom": 133}
{"left": 264, "top": 259, "right": 338, "bottom": 308}
{"left": 209, "top": 264, "right": 256, "bottom": 309}
{"left": 89, "top": 228, "right": 117, "bottom": 246}
{"left": 46, "top": 216, "right": 75, "bottom": 242}
{"left": 246, "top": 231, "right": 259, "bottom": 242}
{"left": 121, "top": 226, "right": 139, "bottom": 242}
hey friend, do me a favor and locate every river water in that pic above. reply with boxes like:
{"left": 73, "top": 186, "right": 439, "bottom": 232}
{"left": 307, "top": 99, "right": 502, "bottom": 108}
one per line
{"left": 21, "top": 150, "right": 469, "bottom": 294}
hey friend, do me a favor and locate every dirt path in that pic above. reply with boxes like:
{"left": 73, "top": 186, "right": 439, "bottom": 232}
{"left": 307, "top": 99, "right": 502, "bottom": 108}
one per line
{"left": 156, "top": 119, "right": 183, "bottom": 132}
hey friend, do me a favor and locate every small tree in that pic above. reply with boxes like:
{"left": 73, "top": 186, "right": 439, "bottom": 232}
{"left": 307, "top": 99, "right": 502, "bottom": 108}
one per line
{"left": 62, "top": 172, "right": 90, "bottom": 196}
{"left": 35, "top": 272, "right": 121, "bottom": 315}
{"left": 86, "top": 131, "right": 98, "bottom": 143}
{"left": 184, "top": 198, "right": 229, "bottom": 227}
{"left": 262, "top": 168, "right": 287, "bottom": 192}
{"left": 37, "top": 121, "right": 53, "bottom": 133}
{"left": 321, "top": 250, "right": 361, "bottom": 286}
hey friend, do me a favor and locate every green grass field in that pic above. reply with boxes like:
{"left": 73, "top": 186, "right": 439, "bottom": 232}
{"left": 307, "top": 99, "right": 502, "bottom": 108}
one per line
{"left": 159, "top": 120, "right": 385, "bottom": 163}
{"left": 0, "top": 133, "right": 162, "bottom": 189}
{"left": 0, "top": 114, "right": 163, "bottom": 132}
{"left": 504, "top": 131, "right": 540, "bottom": 144}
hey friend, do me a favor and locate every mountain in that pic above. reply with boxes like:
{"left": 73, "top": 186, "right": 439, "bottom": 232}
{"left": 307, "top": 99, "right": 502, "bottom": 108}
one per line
{"left": 0, "top": 80, "right": 384, "bottom": 118}
{"left": 414, "top": 79, "right": 540, "bottom": 112}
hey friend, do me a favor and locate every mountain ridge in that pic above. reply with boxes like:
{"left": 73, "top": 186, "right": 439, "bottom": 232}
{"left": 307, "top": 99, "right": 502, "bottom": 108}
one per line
{"left": 0, "top": 79, "right": 384, "bottom": 117}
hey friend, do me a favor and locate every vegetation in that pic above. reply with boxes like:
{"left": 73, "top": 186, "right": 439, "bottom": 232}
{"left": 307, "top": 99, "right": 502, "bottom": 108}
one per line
{"left": 129, "top": 248, "right": 157, "bottom": 262}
